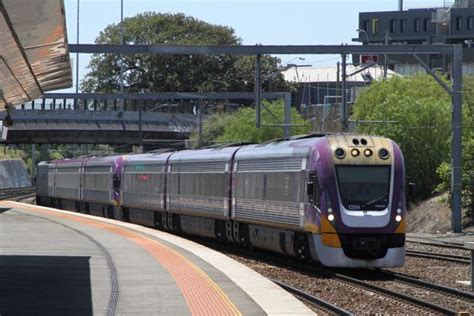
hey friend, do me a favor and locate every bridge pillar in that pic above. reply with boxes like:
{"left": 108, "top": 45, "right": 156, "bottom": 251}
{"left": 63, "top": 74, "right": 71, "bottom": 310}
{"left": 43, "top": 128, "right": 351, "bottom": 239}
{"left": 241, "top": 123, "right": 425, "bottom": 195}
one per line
{"left": 133, "top": 145, "right": 143, "bottom": 154}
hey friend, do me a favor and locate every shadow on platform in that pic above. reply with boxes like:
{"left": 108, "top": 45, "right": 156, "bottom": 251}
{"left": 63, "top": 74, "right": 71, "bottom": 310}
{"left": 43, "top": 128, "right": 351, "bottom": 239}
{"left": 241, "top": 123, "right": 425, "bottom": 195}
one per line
{"left": 0, "top": 207, "right": 12, "bottom": 213}
{"left": 0, "top": 255, "right": 93, "bottom": 315}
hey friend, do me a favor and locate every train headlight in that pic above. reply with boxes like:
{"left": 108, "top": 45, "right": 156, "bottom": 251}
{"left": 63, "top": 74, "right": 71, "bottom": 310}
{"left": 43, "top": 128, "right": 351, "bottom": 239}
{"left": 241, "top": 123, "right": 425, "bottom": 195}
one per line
{"left": 328, "top": 214, "right": 335, "bottom": 221}
{"left": 378, "top": 148, "right": 390, "bottom": 159}
{"left": 334, "top": 148, "right": 345, "bottom": 159}
{"left": 351, "top": 148, "right": 360, "bottom": 157}
{"left": 364, "top": 149, "right": 373, "bottom": 157}
{"left": 397, "top": 208, "right": 402, "bottom": 214}
{"left": 395, "top": 215, "right": 402, "bottom": 222}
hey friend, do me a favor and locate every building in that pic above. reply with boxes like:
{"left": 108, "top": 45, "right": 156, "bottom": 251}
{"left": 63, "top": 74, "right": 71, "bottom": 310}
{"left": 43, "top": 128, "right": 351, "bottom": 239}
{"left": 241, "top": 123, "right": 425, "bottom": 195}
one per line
{"left": 353, "top": 0, "right": 474, "bottom": 74}
{"left": 282, "top": 65, "right": 397, "bottom": 133}
{"left": 282, "top": 65, "right": 396, "bottom": 106}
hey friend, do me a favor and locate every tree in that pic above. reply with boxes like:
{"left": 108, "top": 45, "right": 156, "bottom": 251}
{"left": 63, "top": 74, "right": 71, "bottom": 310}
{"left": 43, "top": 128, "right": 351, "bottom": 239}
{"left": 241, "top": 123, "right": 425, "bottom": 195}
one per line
{"left": 436, "top": 75, "right": 474, "bottom": 221}
{"left": 353, "top": 74, "right": 452, "bottom": 199}
{"left": 189, "top": 100, "right": 311, "bottom": 146}
{"left": 81, "top": 12, "right": 291, "bottom": 94}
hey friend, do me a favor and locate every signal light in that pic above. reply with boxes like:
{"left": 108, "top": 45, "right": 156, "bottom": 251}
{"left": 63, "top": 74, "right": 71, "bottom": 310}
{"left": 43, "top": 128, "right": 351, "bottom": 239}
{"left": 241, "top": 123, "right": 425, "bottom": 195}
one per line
{"left": 364, "top": 149, "right": 373, "bottom": 157}
{"left": 351, "top": 148, "right": 360, "bottom": 157}
{"left": 335, "top": 148, "right": 345, "bottom": 159}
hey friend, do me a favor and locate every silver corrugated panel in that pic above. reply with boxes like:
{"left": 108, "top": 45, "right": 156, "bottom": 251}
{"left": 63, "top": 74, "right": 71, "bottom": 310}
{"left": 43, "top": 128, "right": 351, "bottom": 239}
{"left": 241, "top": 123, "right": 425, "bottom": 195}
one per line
{"left": 83, "top": 189, "right": 112, "bottom": 204}
{"left": 234, "top": 198, "right": 302, "bottom": 228}
{"left": 124, "top": 164, "right": 163, "bottom": 173}
{"left": 122, "top": 192, "right": 163, "bottom": 211}
{"left": 237, "top": 157, "right": 304, "bottom": 172}
{"left": 173, "top": 161, "right": 226, "bottom": 173}
{"left": 48, "top": 171, "right": 55, "bottom": 197}
{"left": 36, "top": 165, "right": 49, "bottom": 196}
{"left": 168, "top": 194, "right": 227, "bottom": 218}
{"left": 55, "top": 187, "right": 79, "bottom": 200}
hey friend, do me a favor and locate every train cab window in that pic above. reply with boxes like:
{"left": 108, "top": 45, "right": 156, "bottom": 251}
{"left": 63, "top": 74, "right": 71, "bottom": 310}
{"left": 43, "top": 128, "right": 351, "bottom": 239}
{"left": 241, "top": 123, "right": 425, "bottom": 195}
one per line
{"left": 336, "top": 166, "right": 390, "bottom": 211}
{"left": 307, "top": 173, "right": 320, "bottom": 208}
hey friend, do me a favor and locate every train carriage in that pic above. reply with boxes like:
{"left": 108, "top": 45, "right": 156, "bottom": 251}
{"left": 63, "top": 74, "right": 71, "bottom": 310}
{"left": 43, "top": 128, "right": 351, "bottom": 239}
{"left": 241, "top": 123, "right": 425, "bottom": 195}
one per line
{"left": 166, "top": 147, "right": 239, "bottom": 238}
{"left": 35, "top": 162, "right": 53, "bottom": 206}
{"left": 309, "top": 134, "right": 406, "bottom": 267}
{"left": 231, "top": 139, "right": 314, "bottom": 255}
{"left": 82, "top": 155, "right": 124, "bottom": 218}
{"left": 121, "top": 152, "right": 171, "bottom": 226}
{"left": 35, "top": 133, "right": 406, "bottom": 268}
{"left": 51, "top": 159, "right": 83, "bottom": 211}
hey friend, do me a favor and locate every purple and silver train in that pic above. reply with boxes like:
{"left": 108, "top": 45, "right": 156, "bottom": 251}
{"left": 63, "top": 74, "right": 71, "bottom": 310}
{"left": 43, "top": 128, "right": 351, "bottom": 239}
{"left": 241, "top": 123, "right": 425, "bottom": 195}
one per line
{"left": 36, "top": 134, "right": 406, "bottom": 268}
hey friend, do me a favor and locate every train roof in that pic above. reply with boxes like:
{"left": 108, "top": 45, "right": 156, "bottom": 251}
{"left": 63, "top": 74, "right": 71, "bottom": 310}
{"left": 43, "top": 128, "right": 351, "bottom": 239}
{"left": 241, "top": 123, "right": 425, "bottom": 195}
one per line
{"left": 123, "top": 152, "right": 172, "bottom": 165}
{"left": 234, "top": 136, "right": 324, "bottom": 160}
{"left": 169, "top": 146, "right": 240, "bottom": 163}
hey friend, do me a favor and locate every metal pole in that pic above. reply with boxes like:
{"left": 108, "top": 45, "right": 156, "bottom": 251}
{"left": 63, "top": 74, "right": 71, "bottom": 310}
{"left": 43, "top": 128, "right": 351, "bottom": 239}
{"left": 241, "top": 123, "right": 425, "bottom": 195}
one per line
{"left": 284, "top": 93, "right": 291, "bottom": 139}
{"left": 341, "top": 53, "right": 348, "bottom": 131}
{"left": 451, "top": 45, "right": 463, "bottom": 233}
{"left": 255, "top": 54, "right": 262, "bottom": 128}
{"left": 119, "top": 0, "right": 125, "bottom": 111}
{"left": 471, "top": 248, "right": 474, "bottom": 292}
{"left": 138, "top": 105, "right": 143, "bottom": 150}
{"left": 384, "top": 31, "right": 389, "bottom": 80}
{"left": 198, "top": 103, "right": 203, "bottom": 148}
{"left": 31, "top": 143, "right": 36, "bottom": 179}
{"left": 75, "top": 0, "right": 80, "bottom": 94}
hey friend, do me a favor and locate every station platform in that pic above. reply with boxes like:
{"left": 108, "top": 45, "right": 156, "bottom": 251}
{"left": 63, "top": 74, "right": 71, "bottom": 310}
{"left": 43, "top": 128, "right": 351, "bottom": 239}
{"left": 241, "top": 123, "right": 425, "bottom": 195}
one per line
{"left": 0, "top": 201, "right": 314, "bottom": 315}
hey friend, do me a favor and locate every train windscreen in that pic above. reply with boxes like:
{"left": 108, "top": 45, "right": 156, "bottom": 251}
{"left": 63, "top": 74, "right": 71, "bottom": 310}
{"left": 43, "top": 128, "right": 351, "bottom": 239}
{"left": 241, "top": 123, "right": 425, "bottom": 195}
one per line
{"left": 335, "top": 166, "right": 391, "bottom": 211}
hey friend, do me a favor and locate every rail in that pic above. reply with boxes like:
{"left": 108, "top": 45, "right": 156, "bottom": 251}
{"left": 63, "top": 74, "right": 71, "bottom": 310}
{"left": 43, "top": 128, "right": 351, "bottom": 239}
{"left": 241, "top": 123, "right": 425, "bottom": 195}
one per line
{"left": 0, "top": 187, "right": 35, "bottom": 200}
{"left": 271, "top": 279, "right": 353, "bottom": 315}
{"left": 406, "top": 249, "right": 471, "bottom": 264}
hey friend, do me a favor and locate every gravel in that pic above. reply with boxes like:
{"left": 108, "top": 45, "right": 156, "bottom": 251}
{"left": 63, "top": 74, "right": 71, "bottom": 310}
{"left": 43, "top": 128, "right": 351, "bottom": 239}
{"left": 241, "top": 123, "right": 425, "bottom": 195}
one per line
{"left": 392, "top": 248, "right": 471, "bottom": 291}
{"left": 407, "top": 241, "right": 470, "bottom": 257}
{"left": 227, "top": 254, "right": 441, "bottom": 315}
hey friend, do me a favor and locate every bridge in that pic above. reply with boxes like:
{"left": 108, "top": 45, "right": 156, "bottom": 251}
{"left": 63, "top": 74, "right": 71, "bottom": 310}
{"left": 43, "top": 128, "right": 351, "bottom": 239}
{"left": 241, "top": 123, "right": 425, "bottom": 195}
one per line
{"left": 0, "top": 109, "right": 194, "bottom": 146}
{"left": 1, "top": 92, "right": 291, "bottom": 146}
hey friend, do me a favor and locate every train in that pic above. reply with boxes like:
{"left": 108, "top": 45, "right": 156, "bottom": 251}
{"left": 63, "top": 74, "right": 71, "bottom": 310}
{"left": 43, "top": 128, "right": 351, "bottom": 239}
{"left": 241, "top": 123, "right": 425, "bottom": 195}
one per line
{"left": 35, "top": 134, "right": 406, "bottom": 268}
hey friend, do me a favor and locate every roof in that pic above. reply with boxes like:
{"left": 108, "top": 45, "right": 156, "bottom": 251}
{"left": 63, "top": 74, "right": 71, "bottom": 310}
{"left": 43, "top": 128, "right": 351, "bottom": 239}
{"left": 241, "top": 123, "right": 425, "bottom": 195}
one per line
{"left": 0, "top": 0, "right": 72, "bottom": 109}
{"left": 282, "top": 65, "right": 397, "bottom": 83}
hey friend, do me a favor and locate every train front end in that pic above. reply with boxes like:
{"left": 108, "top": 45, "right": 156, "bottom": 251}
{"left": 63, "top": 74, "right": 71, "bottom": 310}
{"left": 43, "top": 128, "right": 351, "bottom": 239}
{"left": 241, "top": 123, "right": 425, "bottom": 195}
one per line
{"left": 310, "top": 135, "right": 406, "bottom": 268}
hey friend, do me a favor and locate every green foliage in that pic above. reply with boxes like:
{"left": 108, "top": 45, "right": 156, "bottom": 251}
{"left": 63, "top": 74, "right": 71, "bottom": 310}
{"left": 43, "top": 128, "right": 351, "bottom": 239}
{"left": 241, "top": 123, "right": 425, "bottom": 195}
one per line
{"left": 436, "top": 75, "right": 474, "bottom": 218}
{"left": 353, "top": 74, "right": 452, "bottom": 198}
{"left": 188, "top": 112, "right": 234, "bottom": 148}
{"left": 81, "top": 12, "right": 291, "bottom": 94}
{"left": 190, "top": 100, "right": 311, "bottom": 146}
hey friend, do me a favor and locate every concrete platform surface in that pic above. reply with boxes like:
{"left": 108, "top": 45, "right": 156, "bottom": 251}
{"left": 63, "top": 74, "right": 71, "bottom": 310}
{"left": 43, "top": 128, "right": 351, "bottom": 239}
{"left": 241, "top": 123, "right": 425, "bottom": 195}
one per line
{"left": 0, "top": 201, "right": 315, "bottom": 316}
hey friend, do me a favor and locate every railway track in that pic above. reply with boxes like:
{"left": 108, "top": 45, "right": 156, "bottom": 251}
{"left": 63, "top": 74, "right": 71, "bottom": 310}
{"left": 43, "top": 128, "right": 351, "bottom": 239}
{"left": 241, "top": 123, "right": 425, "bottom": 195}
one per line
{"left": 321, "top": 267, "right": 468, "bottom": 315}
{"left": 195, "top": 238, "right": 471, "bottom": 315}
{"left": 407, "top": 236, "right": 467, "bottom": 250}
{"left": 406, "top": 249, "right": 471, "bottom": 264}
{"left": 0, "top": 187, "right": 35, "bottom": 201}
{"left": 380, "top": 269, "right": 474, "bottom": 301}
{"left": 271, "top": 279, "right": 353, "bottom": 316}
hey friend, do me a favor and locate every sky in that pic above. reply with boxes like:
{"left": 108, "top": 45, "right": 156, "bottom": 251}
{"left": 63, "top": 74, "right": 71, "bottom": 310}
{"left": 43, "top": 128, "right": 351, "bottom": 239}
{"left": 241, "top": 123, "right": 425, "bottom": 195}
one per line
{"left": 60, "top": 0, "right": 455, "bottom": 92}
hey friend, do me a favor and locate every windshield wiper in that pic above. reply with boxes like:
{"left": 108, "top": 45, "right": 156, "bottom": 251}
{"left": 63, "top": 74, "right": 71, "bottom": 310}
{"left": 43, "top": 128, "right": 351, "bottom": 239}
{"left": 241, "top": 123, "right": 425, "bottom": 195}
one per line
{"left": 362, "top": 193, "right": 388, "bottom": 208}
